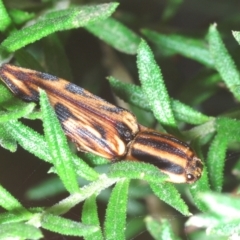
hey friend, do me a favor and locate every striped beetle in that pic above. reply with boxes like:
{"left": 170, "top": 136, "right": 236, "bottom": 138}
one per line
{"left": 0, "top": 64, "right": 203, "bottom": 183}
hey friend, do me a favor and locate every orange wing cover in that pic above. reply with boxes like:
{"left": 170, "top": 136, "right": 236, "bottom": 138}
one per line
{"left": 0, "top": 64, "right": 139, "bottom": 160}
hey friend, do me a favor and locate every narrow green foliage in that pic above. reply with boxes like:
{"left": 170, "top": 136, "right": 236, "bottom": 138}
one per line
{"left": 0, "top": 0, "right": 12, "bottom": 32}
{"left": 0, "top": 84, "right": 19, "bottom": 105}
{"left": 108, "top": 76, "right": 151, "bottom": 111}
{"left": 4, "top": 120, "right": 99, "bottom": 181}
{"left": 145, "top": 217, "right": 181, "bottom": 240}
{"left": 0, "top": 222, "right": 43, "bottom": 239}
{"left": 14, "top": 49, "right": 45, "bottom": 72}
{"left": 47, "top": 175, "right": 120, "bottom": 216}
{"left": 142, "top": 29, "right": 213, "bottom": 67}
{"left": 206, "top": 133, "right": 228, "bottom": 192}
{"left": 108, "top": 161, "right": 168, "bottom": 183}
{"left": 8, "top": 8, "right": 35, "bottom": 25}
{"left": 39, "top": 90, "right": 79, "bottom": 193}
{"left": 0, "top": 123, "right": 17, "bottom": 151}
{"left": 161, "top": 0, "right": 183, "bottom": 22}
{"left": 71, "top": 154, "right": 99, "bottom": 181}
{"left": 41, "top": 213, "right": 99, "bottom": 237}
{"left": 0, "top": 102, "right": 35, "bottom": 122}
{"left": 216, "top": 117, "right": 240, "bottom": 142}
{"left": 150, "top": 182, "right": 190, "bottom": 216}
{"left": 183, "top": 119, "right": 215, "bottom": 140}
{"left": 0, "top": 184, "right": 28, "bottom": 213}
{"left": 84, "top": 152, "right": 109, "bottom": 165}
{"left": 177, "top": 73, "right": 220, "bottom": 106}
{"left": 86, "top": 17, "right": 141, "bottom": 54}
{"left": 232, "top": 31, "right": 240, "bottom": 45}
{"left": 209, "top": 220, "right": 240, "bottom": 236}
{"left": 189, "top": 170, "right": 210, "bottom": 212}
{"left": 171, "top": 100, "right": 211, "bottom": 125}
{"left": 0, "top": 211, "right": 33, "bottom": 224}
{"left": 43, "top": 34, "right": 73, "bottom": 80}
{"left": 5, "top": 120, "right": 53, "bottom": 162}
{"left": 137, "top": 40, "right": 177, "bottom": 129}
{"left": 207, "top": 117, "right": 240, "bottom": 191}
{"left": 104, "top": 179, "right": 130, "bottom": 240}
{"left": 208, "top": 24, "right": 240, "bottom": 101}
{"left": 26, "top": 177, "right": 65, "bottom": 200}
{"left": 200, "top": 193, "right": 240, "bottom": 219}
{"left": 109, "top": 76, "right": 210, "bottom": 125}
{"left": 187, "top": 192, "right": 240, "bottom": 237}
{"left": 1, "top": 3, "right": 119, "bottom": 52}
{"left": 82, "top": 195, "right": 104, "bottom": 240}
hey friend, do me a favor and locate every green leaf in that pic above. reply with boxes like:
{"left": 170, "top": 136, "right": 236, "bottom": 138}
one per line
{"left": 41, "top": 213, "right": 99, "bottom": 237}
{"left": 216, "top": 117, "right": 240, "bottom": 142}
{"left": 207, "top": 118, "right": 240, "bottom": 191}
{"left": 232, "top": 31, "right": 240, "bottom": 45}
{"left": 14, "top": 49, "right": 45, "bottom": 72}
{"left": 47, "top": 175, "right": 119, "bottom": 215}
{"left": 142, "top": 29, "right": 214, "bottom": 67}
{"left": 108, "top": 77, "right": 210, "bottom": 125}
{"left": 108, "top": 161, "right": 168, "bottom": 183}
{"left": 209, "top": 220, "right": 240, "bottom": 236}
{"left": 161, "top": 0, "right": 183, "bottom": 22}
{"left": 43, "top": 34, "right": 73, "bottom": 80}
{"left": 0, "top": 184, "right": 28, "bottom": 213}
{"left": 149, "top": 182, "right": 190, "bottom": 216}
{"left": 0, "top": 211, "right": 33, "bottom": 224}
{"left": 187, "top": 192, "right": 240, "bottom": 237}
{"left": 199, "top": 192, "right": 240, "bottom": 219}
{"left": 9, "top": 8, "right": 35, "bottom": 25}
{"left": 0, "top": 222, "right": 43, "bottom": 239}
{"left": 4, "top": 120, "right": 99, "bottom": 181}
{"left": 86, "top": 17, "right": 141, "bottom": 54}
{"left": 0, "top": 103, "right": 35, "bottom": 122}
{"left": 206, "top": 132, "right": 227, "bottom": 192}
{"left": 82, "top": 195, "right": 103, "bottom": 240}
{"left": 186, "top": 213, "right": 221, "bottom": 229}
{"left": 71, "top": 154, "right": 99, "bottom": 181}
{"left": 177, "top": 73, "right": 220, "bottom": 106}
{"left": 145, "top": 217, "right": 181, "bottom": 240}
{"left": 1, "top": 3, "right": 119, "bottom": 52}
{"left": 189, "top": 169, "right": 211, "bottom": 212}
{"left": 5, "top": 120, "right": 53, "bottom": 163}
{"left": 26, "top": 177, "right": 65, "bottom": 200}
{"left": 0, "top": 122, "right": 17, "bottom": 152}
{"left": 137, "top": 40, "right": 176, "bottom": 129}
{"left": 104, "top": 179, "right": 130, "bottom": 240}
{"left": 208, "top": 24, "right": 240, "bottom": 101}
{"left": 0, "top": 84, "right": 16, "bottom": 105}
{"left": 0, "top": 0, "right": 12, "bottom": 32}
{"left": 171, "top": 99, "right": 211, "bottom": 125}
{"left": 39, "top": 89, "right": 79, "bottom": 193}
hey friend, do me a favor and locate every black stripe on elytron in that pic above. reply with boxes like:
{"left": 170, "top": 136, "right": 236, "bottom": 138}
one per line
{"left": 36, "top": 72, "right": 59, "bottom": 81}
{"left": 92, "top": 123, "right": 107, "bottom": 140}
{"left": 131, "top": 148, "right": 184, "bottom": 174}
{"left": 65, "top": 83, "right": 90, "bottom": 98}
{"left": 143, "top": 131, "right": 190, "bottom": 148}
{"left": 76, "top": 127, "right": 117, "bottom": 156}
{"left": 1, "top": 65, "right": 31, "bottom": 82}
{"left": 54, "top": 102, "right": 78, "bottom": 122}
{"left": 0, "top": 73, "right": 40, "bottom": 102}
{"left": 135, "top": 134, "right": 190, "bottom": 160}
{"left": 100, "top": 104, "right": 124, "bottom": 114}
{"left": 115, "top": 121, "right": 135, "bottom": 143}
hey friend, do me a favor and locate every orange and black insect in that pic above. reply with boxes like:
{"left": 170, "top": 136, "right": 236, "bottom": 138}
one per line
{"left": 0, "top": 64, "right": 203, "bottom": 183}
